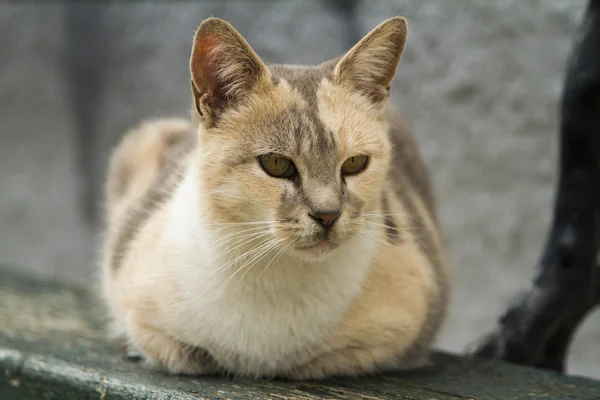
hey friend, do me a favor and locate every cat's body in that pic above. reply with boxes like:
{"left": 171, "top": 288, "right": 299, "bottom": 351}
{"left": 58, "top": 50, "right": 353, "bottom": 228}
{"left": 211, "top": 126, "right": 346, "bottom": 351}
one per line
{"left": 100, "top": 17, "right": 449, "bottom": 379}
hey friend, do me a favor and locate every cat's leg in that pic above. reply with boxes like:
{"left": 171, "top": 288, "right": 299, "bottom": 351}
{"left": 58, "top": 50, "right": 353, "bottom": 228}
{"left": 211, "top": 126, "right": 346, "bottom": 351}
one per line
{"left": 124, "top": 311, "right": 217, "bottom": 375}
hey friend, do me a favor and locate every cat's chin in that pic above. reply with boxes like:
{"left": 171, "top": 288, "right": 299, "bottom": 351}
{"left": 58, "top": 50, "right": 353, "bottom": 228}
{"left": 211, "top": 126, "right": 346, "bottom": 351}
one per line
{"left": 288, "top": 239, "right": 341, "bottom": 263}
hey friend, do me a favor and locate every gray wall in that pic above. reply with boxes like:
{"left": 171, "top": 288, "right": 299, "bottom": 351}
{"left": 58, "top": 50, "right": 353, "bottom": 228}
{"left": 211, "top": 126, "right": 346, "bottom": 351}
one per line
{"left": 1, "top": 1, "right": 598, "bottom": 378}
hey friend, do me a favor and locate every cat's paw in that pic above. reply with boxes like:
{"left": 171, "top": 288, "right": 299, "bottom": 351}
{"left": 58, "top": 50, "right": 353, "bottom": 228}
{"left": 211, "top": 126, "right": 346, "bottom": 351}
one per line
{"left": 124, "top": 344, "right": 144, "bottom": 362}
{"left": 124, "top": 312, "right": 219, "bottom": 375}
{"left": 139, "top": 340, "right": 217, "bottom": 376}
{"left": 167, "top": 344, "right": 218, "bottom": 375}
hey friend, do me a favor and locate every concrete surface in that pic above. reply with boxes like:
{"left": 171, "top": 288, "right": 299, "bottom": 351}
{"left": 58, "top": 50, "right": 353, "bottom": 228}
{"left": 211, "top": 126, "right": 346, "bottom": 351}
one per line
{"left": 0, "top": 0, "right": 598, "bottom": 378}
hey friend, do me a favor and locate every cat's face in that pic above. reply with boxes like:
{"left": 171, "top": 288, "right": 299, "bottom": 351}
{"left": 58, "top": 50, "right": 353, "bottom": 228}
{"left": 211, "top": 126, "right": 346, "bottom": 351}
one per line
{"left": 191, "top": 17, "right": 407, "bottom": 261}
{"left": 200, "top": 69, "right": 391, "bottom": 261}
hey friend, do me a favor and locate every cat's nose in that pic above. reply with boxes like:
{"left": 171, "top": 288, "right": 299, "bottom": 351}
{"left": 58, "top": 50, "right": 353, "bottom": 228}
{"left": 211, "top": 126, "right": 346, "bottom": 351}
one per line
{"left": 309, "top": 210, "right": 341, "bottom": 229}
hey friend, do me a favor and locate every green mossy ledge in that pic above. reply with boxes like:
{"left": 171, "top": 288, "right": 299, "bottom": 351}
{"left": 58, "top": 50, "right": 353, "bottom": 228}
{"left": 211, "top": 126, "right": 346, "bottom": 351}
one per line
{"left": 1, "top": 267, "right": 599, "bottom": 400}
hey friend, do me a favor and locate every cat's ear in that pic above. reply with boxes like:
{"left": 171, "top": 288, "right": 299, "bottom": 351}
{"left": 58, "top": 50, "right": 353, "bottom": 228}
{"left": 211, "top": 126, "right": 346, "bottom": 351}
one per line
{"left": 190, "top": 18, "right": 270, "bottom": 127}
{"left": 334, "top": 17, "right": 407, "bottom": 102}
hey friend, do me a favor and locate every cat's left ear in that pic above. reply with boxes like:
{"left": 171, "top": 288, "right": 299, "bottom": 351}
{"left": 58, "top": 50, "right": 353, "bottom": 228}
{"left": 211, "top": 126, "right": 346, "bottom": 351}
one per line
{"left": 334, "top": 17, "right": 408, "bottom": 102}
{"left": 190, "top": 18, "right": 271, "bottom": 127}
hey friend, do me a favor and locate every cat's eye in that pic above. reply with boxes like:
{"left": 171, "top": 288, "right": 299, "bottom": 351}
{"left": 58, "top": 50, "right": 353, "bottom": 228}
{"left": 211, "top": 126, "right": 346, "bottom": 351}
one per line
{"left": 259, "top": 154, "right": 297, "bottom": 179}
{"left": 341, "top": 155, "right": 369, "bottom": 176}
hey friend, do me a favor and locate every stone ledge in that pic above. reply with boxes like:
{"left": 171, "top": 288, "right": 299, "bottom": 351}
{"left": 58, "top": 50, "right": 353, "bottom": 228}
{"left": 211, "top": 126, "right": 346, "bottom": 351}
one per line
{"left": 1, "top": 267, "right": 599, "bottom": 399}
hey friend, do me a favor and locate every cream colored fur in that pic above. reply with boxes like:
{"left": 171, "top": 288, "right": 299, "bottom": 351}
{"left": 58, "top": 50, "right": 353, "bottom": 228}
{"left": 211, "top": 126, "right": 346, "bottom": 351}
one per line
{"left": 100, "top": 17, "right": 449, "bottom": 379}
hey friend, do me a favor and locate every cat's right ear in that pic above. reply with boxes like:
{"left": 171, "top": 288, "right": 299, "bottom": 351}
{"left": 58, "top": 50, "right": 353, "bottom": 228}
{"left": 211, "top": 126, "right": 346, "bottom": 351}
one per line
{"left": 190, "top": 18, "right": 271, "bottom": 127}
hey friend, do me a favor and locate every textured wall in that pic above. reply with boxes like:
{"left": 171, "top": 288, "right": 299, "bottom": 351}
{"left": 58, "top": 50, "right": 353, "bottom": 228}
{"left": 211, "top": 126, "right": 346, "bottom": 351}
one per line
{"left": 0, "top": 1, "right": 597, "bottom": 378}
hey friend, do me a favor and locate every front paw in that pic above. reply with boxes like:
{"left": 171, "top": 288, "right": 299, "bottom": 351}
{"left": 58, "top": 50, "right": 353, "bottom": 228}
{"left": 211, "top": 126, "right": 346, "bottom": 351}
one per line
{"left": 166, "top": 344, "right": 218, "bottom": 375}
{"left": 123, "top": 344, "right": 144, "bottom": 362}
{"left": 125, "top": 335, "right": 216, "bottom": 375}
{"left": 124, "top": 313, "right": 218, "bottom": 375}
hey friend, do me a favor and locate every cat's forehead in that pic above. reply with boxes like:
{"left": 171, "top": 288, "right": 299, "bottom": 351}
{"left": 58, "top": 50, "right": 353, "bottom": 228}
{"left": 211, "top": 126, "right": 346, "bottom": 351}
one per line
{"left": 267, "top": 60, "right": 338, "bottom": 104}
{"left": 261, "top": 62, "right": 341, "bottom": 176}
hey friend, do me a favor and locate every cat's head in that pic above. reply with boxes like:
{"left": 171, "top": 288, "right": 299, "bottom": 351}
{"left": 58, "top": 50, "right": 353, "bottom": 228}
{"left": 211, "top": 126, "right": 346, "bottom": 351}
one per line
{"left": 190, "top": 17, "right": 407, "bottom": 261}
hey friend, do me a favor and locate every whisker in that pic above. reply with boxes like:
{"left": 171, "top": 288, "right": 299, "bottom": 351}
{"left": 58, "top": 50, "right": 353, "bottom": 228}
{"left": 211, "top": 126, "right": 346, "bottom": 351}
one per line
{"left": 358, "top": 230, "right": 405, "bottom": 251}
{"left": 364, "top": 218, "right": 431, "bottom": 238}
{"left": 209, "top": 230, "right": 272, "bottom": 261}
{"left": 363, "top": 211, "right": 432, "bottom": 227}
{"left": 359, "top": 229, "right": 432, "bottom": 254}
{"left": 255, "top": 238, "right": 297, "bottom": 283}
{"left": 201, "top": 234, "right": 273, "bottom": 280}
{"left": 362, "top": 223, "right": 430, "bottom": 244}
{"left": 220, "top": 238, "right": 283, "bottom": 292}
{"left": 199, "top": 220, "right": 280, "bottom": 228}
{"left": 183, "top": 226, "right": 271, "bottom": 262}
{"left": 210, "top": 225, "right": 271, "bottom": 248}
{"left": 236, "top": 238, "right": 285, "bottom": 286}
{"left": 363, "top": 221, "right": 413, "bottom": 234}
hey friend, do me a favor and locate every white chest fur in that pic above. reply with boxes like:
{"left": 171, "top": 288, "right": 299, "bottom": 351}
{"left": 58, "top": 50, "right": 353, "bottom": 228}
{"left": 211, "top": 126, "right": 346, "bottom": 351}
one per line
{"left": 161, "top": 164, "right": 376, "bottom": 375}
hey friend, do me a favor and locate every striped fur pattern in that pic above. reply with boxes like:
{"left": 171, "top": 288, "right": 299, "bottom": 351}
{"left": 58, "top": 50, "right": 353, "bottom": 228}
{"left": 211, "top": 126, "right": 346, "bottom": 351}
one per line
{"left": 100, "top": 17, "right": 449, "bottom": 379}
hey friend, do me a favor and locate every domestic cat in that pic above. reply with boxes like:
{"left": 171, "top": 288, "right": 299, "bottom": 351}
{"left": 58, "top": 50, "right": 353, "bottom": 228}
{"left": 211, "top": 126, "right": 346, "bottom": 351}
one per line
{"left": 100, "top": 16, "right": 449, "bottom": 379}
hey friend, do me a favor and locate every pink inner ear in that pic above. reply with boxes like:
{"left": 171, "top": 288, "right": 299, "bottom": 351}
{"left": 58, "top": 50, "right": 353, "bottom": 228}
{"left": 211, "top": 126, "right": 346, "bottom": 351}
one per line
{"left": 192, "top": 33, "right": 227, "bottom": 111}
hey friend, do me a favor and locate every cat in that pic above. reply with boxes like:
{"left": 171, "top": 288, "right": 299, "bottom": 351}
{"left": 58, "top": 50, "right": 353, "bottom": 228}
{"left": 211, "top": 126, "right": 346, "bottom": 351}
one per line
{"left": 100, "top": 16, "right": 449, "bottom": 380}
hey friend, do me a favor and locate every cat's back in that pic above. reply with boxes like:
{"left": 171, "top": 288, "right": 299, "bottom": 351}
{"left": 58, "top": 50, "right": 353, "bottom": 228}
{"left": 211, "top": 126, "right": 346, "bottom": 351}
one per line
{"left": 387, "top": 110, "right": 437, "bottom": 218}
{"left": 101, "top": 118, "right": 195, "bottom": 279}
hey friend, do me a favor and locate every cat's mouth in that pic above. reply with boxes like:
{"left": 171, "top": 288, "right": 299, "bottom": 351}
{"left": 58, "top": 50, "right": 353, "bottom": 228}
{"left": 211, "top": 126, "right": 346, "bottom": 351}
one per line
{"left": 279, "top": 225, "right": 351, "bottom": 260}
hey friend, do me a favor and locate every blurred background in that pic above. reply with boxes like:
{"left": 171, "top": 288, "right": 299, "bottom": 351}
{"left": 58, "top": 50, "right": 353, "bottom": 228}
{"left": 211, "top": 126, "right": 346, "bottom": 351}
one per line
{"left": 1, "top": 0, "right": 598, "bottom": 378}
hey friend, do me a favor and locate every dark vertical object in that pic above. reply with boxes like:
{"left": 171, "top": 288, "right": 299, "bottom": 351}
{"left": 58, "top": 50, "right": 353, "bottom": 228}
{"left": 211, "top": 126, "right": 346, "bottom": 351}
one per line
{"left": 63, "top": 1, "right": 111, "bottom": 225}
{"left": 473, "top": 0, "right": 600, "bottom": 373}
{"left": 323, "top": 0, "right": 360, "bottom": 49}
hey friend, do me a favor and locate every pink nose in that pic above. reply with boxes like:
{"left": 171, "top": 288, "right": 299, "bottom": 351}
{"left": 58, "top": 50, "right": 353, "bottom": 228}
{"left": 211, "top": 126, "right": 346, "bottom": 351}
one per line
{"left": 309, "top": 211, "right": 341, "bottom": 229}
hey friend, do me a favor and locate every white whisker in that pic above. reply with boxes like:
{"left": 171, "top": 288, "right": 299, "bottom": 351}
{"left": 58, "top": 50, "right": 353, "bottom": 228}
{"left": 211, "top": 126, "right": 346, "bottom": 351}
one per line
{"left": 236, "top": 238, "right": 285, "bottom": 286}
{"left": 255, "top": 238, "right": 297, "bottom": 283}
{"left": 200, "top": 234, "right": 273, "bottom": 281}
{"left": 219, "top": 238, "right": 283, "bottom": 292}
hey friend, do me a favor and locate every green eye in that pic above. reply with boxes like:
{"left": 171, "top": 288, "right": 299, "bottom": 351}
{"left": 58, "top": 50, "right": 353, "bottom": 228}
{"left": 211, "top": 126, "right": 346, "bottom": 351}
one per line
{"left": 341, "top": 155, "right": 369, "bottom": 176}
{"left": 259, "top": 154, "right": 297, "bottom": 178}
